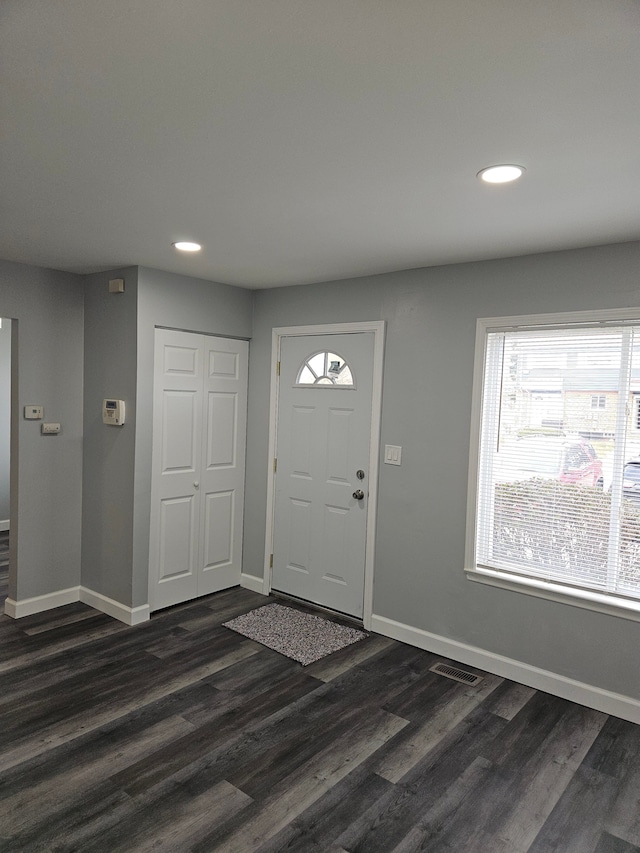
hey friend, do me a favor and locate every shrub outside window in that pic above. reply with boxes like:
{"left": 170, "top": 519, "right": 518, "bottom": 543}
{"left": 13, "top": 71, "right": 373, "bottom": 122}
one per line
{"left": 467, "top": 309, "right": 640, "bottom": 619}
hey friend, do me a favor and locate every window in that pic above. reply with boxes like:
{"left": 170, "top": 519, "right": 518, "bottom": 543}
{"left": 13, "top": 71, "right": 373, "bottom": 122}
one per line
{"left": 468, "top": 310, "right": 640, "bottom": 620}
{"left": 295, "top": 351, "right": 354, "bottom": 387}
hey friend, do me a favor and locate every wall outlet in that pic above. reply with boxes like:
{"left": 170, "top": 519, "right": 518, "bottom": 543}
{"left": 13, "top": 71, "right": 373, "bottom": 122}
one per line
{"left": 24, "top": 405, "right": 43, "bottom": 419}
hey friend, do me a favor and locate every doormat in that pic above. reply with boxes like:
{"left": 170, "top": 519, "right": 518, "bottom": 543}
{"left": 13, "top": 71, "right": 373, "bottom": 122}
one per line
{"left": 223, "top": 603, "right": 368, "bottom": 666}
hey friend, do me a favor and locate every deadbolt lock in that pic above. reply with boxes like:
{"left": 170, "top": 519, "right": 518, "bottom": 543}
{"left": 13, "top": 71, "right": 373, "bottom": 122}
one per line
{"left": 356, "top": 470, "right": 365, "bottom": 480}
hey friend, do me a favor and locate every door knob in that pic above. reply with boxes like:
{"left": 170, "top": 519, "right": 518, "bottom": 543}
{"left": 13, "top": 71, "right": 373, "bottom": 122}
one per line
{"left": 352, "top": 489, "right": 365, "bottom": 500}
{"left": 194, "top": 481, "right": 200, "bottom": 488}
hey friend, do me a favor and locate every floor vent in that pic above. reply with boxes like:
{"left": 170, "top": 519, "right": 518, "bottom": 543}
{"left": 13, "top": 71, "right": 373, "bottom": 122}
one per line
{"left": 429, "top": 662, "right": 483, "bottom": 687}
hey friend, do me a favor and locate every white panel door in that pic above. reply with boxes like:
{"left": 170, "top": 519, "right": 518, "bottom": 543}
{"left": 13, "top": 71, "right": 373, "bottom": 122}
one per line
{"left": 149, "top": 330, "right": 248, "bottom": 611}
{"left": 198, "top": 336, "right": 248, "bottom": 596}
{"left": 149, "top": 331, "right": 202, "bottom": 610}
{"left": 272, "top": 332, "right": 374, "bottom": 618}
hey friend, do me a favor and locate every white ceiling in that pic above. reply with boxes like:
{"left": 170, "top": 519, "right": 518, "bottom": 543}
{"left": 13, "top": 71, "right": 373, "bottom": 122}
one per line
{"left": 2, "top": 1, "right": 639, "bottom": 289}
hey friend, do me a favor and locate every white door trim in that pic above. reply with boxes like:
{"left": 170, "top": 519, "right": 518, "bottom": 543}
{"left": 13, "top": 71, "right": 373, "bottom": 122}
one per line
{"left": 263, "top": 321, "right": 385, "bottom": 629}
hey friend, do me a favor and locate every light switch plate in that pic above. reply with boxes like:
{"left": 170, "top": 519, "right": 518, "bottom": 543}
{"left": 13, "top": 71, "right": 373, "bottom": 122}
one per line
{"left": 24, "top": 405, "right": 43, "bottom": 419}
{"left": 384, "top": 444, "right": 402, "bottom": 465}
{"left": 41, "top": 423, "right": 61, "bottom": 434}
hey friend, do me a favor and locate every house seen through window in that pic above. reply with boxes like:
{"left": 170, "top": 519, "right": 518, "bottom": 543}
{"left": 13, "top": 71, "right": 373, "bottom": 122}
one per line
{"left": 469, "top": 313, "right": 640, "bottom": 616}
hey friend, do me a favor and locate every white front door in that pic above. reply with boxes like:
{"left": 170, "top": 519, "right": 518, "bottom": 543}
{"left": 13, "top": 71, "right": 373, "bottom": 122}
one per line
{"left": 149, "top": 329, "right": 248, "bottom": 611}
{"left": 272, "top": 332, "right": 375, "bottom": 618}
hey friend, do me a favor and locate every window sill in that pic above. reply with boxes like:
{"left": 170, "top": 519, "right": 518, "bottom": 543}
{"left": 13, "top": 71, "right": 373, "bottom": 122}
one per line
{"left": 466, "top": 566, "right": 640, "bottom": 623}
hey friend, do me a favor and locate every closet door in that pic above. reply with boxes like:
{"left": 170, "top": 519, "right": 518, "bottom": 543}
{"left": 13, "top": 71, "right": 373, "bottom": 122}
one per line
{"left": 149, "top": 329, "right": 248, "bottom": 611}
{"left": 197, "top": 335, "right": 249, "bottom": 596}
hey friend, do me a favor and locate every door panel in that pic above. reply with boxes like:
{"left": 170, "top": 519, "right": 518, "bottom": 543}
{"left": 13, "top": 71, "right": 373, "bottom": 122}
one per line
{"left": 326, "top": 408, "right": 354, "bottom": 482}
{"left": 149, "top": 330, "right": 248, "bottom": 610}
{"left": 208, "top": 348, "right": 238, "bottom": 379}
{"left": 158, "top": 496, "right": 197, "bottom": 582}
{"left": 206, "top": 392, "right": 237, "bottom": 468}
{"left": 290, "top": 407, "right": 314, "bottom": 477}
{"left": 150, "top": 333, "right": 203, "bottom": 610}
{"left": 321, "top": 503, "right": 350, "bottom": 584}
{"left": 162, "top": 391, "right": 198, "bottom": 472}
{"left": 164, "top": 344, "right": 200, "bottom": 375}
{"left": 197, "top": 335, "right": 248, "bottom": 596}
{"left": 288, "top": 498, "right": 312, "bottom": 572}
{"left": 272, "top": 332, "right": 374, "bottom": 618}
{"left": 202, "top": 490, "right": 234, "bottom": 569}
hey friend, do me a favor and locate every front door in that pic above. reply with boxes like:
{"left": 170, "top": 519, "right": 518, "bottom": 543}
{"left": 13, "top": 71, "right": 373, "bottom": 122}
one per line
{"left": 149, "top": 329, "right": 248, "bottom": 611}
{"left": 272, "top": 332, "right": 375, "bottom": 618}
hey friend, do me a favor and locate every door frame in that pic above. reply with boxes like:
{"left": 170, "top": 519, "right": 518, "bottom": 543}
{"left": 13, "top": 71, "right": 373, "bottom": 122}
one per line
{"left": 263, "top": 321, "right": 385, "bottom": 629}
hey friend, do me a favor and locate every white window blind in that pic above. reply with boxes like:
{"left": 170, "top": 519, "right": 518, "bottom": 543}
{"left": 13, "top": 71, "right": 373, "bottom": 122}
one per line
{"left": 475, "top": 322, "right": 640, "bottom": 603}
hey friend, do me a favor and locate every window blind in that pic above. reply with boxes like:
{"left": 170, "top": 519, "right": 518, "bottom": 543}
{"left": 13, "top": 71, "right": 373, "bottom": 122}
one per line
{"left": 475, "top": 324, "right": 640, "bottom": 601}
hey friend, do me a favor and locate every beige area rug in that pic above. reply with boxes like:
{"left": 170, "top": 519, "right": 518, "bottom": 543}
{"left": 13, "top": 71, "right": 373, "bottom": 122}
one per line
{"left": 223, "top": 603, "right": 368, "bottom": 665}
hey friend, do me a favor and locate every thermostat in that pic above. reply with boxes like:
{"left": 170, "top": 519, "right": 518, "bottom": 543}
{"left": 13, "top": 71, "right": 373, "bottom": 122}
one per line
{"left": 103, "top": 399, "right": 125, "bottom": 426}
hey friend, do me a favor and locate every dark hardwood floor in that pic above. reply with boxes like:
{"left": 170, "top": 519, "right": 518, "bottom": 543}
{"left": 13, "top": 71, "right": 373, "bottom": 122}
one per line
{"left": 0, "top": 584, "right": 639, "bottom": 852}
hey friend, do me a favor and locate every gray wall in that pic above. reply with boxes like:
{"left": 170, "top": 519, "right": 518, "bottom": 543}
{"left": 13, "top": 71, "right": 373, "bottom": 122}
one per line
{"left": 80, "top": 265, "right": 253, "bottom": 610}
{"left": 4, "top": 243, "right": 640, "bottom": 702}
{"left": 0, "top": 260, "right": 83, "bottom": 601}
{"left": 81, "top": 268, "right": 139, "bottom": 605}
{"left": 132, "top": 267, "right": 253, "bottom": 607}
{"left": 0, "top": 320, "right": 11, "bottom": 524}
{"left": 244, "top": 240, "right": 640, "bottom": 699}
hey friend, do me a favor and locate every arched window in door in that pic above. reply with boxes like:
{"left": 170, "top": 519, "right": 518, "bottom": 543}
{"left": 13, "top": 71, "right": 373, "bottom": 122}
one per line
{"left": 295, "top": 351, "right": 355, "bottom": 387}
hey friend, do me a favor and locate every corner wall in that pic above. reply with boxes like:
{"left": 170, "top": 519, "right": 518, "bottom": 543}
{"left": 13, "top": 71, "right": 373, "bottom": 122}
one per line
{"left": 81, "top": 268, "right": 139, "bottom": 607}
{"left": 0, "top": 319, "right": 11, "bottom": 526}
{"left": 0, "top": 259, "right": 84, "bottom": 603}
{"left": 133, "top": 267, "right": 253, "bottom": 609}
{"left": 245, "top": 240, "right": 640, "bottom": 706}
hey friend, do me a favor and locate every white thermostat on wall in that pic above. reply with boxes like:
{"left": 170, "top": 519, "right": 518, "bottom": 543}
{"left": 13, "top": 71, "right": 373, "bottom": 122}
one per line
{"left": 102, "top": 399, "right": 125, "bottom": 426}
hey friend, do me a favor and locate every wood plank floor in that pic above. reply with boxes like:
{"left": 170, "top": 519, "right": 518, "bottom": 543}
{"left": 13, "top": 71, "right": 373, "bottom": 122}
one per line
{"left": 0, "top": 586, "right": 639, "bottom": 852}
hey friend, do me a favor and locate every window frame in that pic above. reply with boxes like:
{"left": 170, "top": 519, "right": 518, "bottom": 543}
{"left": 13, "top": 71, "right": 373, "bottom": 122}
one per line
{"left": 465, "top": 307, "right": 640, "bottom": 623}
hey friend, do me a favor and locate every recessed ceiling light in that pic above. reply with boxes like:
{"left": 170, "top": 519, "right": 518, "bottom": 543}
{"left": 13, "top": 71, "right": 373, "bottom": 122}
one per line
{"left": 477, "top": 165, "right": 525, "bottom": 184}
{"left": 172, "top": 241, "right": 202, "bottom": 252}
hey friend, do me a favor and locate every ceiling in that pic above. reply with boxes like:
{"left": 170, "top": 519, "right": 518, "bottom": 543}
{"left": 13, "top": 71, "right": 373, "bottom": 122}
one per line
{"left": 1, "top": 1, "right": 639, "bottom": 289}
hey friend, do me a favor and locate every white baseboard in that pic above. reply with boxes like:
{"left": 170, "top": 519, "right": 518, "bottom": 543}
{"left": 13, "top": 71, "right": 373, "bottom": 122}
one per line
{"left": 4, "top": 586, "right": 80, "bottom": 619}
{"left": 0, "top": 519, "right": 9, "bottom": 532}
{"left": 80, "top": 587, "right": 150, "bottom": 625}
{"left": 240, "top": 573, "right": 268, "bottom": 595}
{"left": 371, "top": 613, "right": 640, "bottom": 725}
{"left": 3, "top": 585, "right": 150, "bottom": 626}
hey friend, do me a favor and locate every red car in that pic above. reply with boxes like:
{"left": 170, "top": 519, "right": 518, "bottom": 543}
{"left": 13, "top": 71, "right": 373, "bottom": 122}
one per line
{"left": 496, "top": 437, "right": 603, "bottom": 487}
